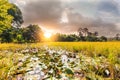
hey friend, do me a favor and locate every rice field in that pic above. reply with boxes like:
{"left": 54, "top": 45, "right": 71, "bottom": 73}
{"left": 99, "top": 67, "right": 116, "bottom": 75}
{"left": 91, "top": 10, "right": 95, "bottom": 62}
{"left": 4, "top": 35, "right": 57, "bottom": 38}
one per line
{"left": 0, "top": 42, "right": 120, "bottom": 80}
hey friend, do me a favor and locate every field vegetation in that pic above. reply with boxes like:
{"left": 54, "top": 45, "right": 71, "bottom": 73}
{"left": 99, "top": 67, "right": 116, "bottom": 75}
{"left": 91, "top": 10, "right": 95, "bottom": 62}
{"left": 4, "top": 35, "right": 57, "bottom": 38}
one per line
{"left": 0, "top": 42, "right": 120, "bottom": 80}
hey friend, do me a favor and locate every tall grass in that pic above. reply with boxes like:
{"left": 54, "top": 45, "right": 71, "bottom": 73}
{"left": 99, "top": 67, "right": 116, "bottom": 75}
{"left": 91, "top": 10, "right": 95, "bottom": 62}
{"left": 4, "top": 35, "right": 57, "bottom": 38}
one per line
{"left": 0, "top": 42, "right": 120, "bottom": 56}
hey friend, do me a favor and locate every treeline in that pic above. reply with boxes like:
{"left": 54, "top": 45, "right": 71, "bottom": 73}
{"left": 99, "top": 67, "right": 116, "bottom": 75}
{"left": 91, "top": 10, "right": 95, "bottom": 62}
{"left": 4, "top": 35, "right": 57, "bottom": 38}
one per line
{"left": 0, "top": 0, "right": 120, "bottom": 43}
{"left": 0, "top": 24, "right": 43, "bottom": 43}
{"left": 51, "top": 28, "right": 120, "bottom": 42}
{"left": 51, "top": 33, "right": 108, "bottom": 42}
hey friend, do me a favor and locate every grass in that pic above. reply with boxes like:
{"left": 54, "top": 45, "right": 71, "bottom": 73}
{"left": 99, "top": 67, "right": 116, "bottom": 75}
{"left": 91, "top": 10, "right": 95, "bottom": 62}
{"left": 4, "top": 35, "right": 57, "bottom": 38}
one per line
{"left": 0, "top": 42, "right": 120, "bottom": 79}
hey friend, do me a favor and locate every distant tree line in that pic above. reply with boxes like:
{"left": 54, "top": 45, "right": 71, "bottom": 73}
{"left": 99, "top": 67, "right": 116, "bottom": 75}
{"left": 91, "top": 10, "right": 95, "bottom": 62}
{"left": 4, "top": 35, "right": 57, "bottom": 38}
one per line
{"left": 51, "top": 28, "right": 108, "bottom": 42}
{"left": 0, "top": 0, "right": 119, "bottom": 43}
{"left": 51, "top": 28, "right": 120, "bottom": 42}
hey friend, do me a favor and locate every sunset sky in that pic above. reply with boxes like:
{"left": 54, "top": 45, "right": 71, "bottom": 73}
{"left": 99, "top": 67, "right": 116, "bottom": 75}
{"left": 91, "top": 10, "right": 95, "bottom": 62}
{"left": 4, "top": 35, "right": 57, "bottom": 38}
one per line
{"left": 9, "top": 0, "right": 120, "bottom": 37}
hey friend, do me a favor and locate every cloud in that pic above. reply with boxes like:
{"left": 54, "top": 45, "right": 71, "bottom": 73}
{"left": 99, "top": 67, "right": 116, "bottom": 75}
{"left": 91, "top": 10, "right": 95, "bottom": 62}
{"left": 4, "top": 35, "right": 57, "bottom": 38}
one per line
{"left": 60, "top": 9, "right": 119, "bottom": 36}
{"left": 9, "top": 0, "right": 120, "bottom": 37}
{"left": 97, "top": 0, "right": 120, "bottom": 16}
{"left": 9, "top": 0, "right": 26, "bottom": 7}
{"left": 22, "top": 0, "right": 63, "bottom": 29}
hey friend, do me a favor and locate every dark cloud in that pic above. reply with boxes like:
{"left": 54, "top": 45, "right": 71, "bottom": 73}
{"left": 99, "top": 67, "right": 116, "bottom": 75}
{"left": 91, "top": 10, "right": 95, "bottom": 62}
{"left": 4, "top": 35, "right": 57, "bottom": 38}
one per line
{"left": 97, "top": 0, "right": 120, "bottom": 16}
{"left": 9, "top": 0, "right": 120, "bottom": 37}
{"left": 22, "top": 0, "right": 63, "bottom": 29}
{"left": 61, "top": 10, "right": 119, "bottom": 36}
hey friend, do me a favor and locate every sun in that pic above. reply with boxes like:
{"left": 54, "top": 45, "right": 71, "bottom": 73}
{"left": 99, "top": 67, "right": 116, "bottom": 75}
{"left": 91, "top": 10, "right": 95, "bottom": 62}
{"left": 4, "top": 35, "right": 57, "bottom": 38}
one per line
{"left": 44, "top": 32, "right": 52, "bottom": 38}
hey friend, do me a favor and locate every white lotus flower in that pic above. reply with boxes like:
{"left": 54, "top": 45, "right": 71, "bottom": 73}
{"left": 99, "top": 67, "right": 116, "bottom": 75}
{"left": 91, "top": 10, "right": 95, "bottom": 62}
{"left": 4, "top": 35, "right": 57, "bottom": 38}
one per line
{"left": 76, "top": 55, "right": 79, "bottom": 58}
{"left": 40, "top": 71, "right": 45, "bottom": 76}
{"left": 49, "top": 69, "right": 54, "bottom": 73}
{"left": 56, "top": 49, "right": 63, "bottom": 55}
{"left": 61, "top": 54, "right": 68, "bottom": 64}
{"left": 47, "top": 49, "right": 53, "bottom": 54}
{"left": 34, "top": 64, "right": 42, "bottom": 71}
{"left": 42, "top": 64, "right": 47, "bottom": 69}
{"left": 30, "top": 57, "right": 39, "bottom": 61}
{"left": 28, "top": 71, "right": 35, "bottom": 75}
{"left": 21, "top": 49, "right": 29, "bottom": 53}
{"left": 48, "top": 49, "right": 56, "bottom": 54}
{"left": 105, "top": 69, "right": 110, "bottom": 76}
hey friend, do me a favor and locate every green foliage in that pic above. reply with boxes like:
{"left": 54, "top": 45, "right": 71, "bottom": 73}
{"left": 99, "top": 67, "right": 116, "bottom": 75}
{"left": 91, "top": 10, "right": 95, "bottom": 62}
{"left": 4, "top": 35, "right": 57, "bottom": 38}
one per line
{"left": 50, "top": 28, "right": 108, "bottom": 42}
{"left": 100, "top": 36, "right": 107, "bottom": 41}
{"left": 23, "top": 24, "right": 43, "bottom": 42}
{"left": 0, "top": 0, "right": 25, "bottom": 43}
{"left": 51, "top": 33, "right": 108, "bottom": 42}
{"left": 0, "top": 29, "right": 13, "bottom": 42}
{"left": 0, "top": 0, "right": 13, "bottom": 34}
{"left": 85, "top": 36, "right": 99, "bottom": 42}
{"left": 8, "top": 4, "right": 24, "bottom": 28}
{"left": 65, "top": 68, "right": 74, "bottom": 75}
{"left": 12, "top": 28, "right": 24, "bottom": 43}
{"left": 51, "top": 33, "right": 79, "bottom": 42}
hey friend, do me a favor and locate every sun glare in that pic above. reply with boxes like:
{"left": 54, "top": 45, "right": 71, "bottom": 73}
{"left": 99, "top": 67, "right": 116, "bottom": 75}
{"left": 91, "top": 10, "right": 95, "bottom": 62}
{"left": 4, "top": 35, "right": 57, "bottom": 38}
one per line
{"left": 44, "top": 32, "right": 52, "bottom": 38}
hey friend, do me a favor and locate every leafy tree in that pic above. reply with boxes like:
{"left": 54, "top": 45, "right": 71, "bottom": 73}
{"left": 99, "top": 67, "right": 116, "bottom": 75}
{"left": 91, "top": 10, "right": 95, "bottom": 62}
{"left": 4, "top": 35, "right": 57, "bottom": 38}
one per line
{"left": 85, "top": 36, "right": 99, "bottom": 41}
{"left": 93, "top": 31, "right": 98, "bottom": 36}
{"left": 23, "top": 24, "right": 43, "bottom": 42}
{"left": 0, "top": 29, "right": 13, "bottom": 42}
{"left": 51, "top": 33, "right": 79, "bottom": 42}
{"left": 100, "top": 36, "right": 107, "bottom": 41}
{"left": 66, "top": 34, "right": 79, "bottom": 41}
{"left": 0, "top": 0, "right": 13, "bottom": 35}
{"left": 0, "top": 0, "right": 24, "bottom": 42}
{"left": 8, "top": 4, "right": 24, "bottom": 28}
{"left": 115, "top": 33, "right": 120, "bottom": 40}
{"left": 0, "top": 27, "right": 24, "bottom": 43}
{"left": 11, "top": 28, "right": 24, "bottom": 43}
{"left": 78, "top": 28, "right": 89, "bottom": 37}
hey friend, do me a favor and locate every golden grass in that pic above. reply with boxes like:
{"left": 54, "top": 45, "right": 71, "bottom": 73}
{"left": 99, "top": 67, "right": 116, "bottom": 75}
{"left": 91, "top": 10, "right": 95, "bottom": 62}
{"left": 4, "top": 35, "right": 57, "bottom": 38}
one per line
{"left": 0, "top": 42, "right": 120, "bottom": 55}
{"left": 0, "top": 42, "right": 119, "bottom": 79}
{"left": 0, "top": 42, "right": 119, "bottom": 59}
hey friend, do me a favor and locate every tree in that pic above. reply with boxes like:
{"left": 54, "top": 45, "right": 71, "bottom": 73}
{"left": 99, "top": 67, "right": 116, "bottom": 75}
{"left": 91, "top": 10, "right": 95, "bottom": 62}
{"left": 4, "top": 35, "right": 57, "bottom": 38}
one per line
{"left": 78, "top": 28, "right": 89, "bottom": 37}
{"left": 0, "top": 0, "right": 14, "bottom": 42}
{"left": 0, "top": 27, "right": 24, "bottom": 43}
{"left": 85, "top": 36, "right": 99, "bottom": 41}
{"left": 115, "top": 33, "right": 120, "bottom": 40}
{"left": 0, "top": 0, "right": 24, "bottom": 42}
{"left": 100, "top": 36, "right": 107, "bottom": 41}
{"left": 23, "top": 24, "right": 43, "bottom": 42}
{"left": 65, "top": 34, "right": 78, "bottom": 41}
{"left": 51, "top": 33, "right": 79, "bottom": 42}
{"left": 93, "top": 31, "right": 98, "bottom": 36}
{"left": 83, "top": 28, "right": 89, "bottom": 36}
{"left": 11, "top": 28, "right": 24, "bottom": 43}
{"left": 0, "top": 29, "right": 13, "bottom": 42}
{"left": 8, "top": 4, "right": 24, "bottom": 28}
{"left": 0, "top": 0, "right": 13, "bottom": 35}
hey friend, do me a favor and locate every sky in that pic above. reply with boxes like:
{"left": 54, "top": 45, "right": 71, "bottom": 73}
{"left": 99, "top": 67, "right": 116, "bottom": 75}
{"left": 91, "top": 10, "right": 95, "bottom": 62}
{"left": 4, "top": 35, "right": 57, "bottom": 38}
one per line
{"left": 9, "top": 0, "right": 120, "bottom": 37}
